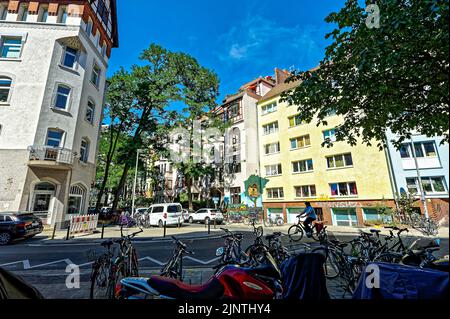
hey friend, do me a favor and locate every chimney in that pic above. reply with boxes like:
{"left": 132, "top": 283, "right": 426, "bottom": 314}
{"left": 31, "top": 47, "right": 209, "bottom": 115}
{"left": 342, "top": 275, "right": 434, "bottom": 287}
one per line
{"left": 275, "top": 68, "right": 290, "bottom": 85}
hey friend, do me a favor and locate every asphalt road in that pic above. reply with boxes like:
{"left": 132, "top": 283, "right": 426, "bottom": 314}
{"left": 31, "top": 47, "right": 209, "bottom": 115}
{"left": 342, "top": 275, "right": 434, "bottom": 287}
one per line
{"left": 0, "top": 229, "right": 448, "bottom": 299}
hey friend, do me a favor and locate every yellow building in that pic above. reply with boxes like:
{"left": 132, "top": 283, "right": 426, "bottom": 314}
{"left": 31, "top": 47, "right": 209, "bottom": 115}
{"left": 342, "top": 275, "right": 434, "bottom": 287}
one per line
{"left": 257, "top": 80, "right": 396, "bottom": 227}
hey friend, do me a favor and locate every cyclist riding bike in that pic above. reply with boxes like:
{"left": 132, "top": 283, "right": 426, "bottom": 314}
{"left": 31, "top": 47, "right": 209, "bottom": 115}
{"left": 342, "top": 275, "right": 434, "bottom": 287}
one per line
{"left": 301, "top": 202, "right": 317, "bottom": 238}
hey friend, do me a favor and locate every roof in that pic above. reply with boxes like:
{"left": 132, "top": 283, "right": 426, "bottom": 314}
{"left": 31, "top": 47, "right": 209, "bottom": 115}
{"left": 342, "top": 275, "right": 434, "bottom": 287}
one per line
{"left": 258, "top": 66, "right": 320, "bottom": 103}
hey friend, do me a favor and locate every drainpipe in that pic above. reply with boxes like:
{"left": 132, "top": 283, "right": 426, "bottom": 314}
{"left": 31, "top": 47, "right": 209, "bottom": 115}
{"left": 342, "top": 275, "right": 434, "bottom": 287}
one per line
{"left": 410, "top": 136, "right": 429, "bottom": 219}
{"left": 384, "top": 137, "right": 400, "bottom": 211}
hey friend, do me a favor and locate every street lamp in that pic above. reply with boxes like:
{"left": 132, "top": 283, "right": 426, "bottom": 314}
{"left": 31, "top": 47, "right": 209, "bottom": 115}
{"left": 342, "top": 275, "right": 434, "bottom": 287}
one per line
{"left": 131, "top": 149, "right": 145, "bottom": 217}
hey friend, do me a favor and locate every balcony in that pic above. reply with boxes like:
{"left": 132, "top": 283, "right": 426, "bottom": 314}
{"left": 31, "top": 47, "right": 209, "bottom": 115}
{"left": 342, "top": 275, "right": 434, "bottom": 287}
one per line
{"left": 28, "top": 146, "right": 76, "bottom": 170}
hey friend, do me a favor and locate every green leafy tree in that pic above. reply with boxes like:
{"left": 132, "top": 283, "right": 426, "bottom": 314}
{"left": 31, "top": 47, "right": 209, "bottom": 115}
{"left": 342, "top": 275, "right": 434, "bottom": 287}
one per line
{"left": 281, "top": 0, "right": 449, "bottom": 149}
{"left": 109, "top": 44, "right": 220, "bottom": 213}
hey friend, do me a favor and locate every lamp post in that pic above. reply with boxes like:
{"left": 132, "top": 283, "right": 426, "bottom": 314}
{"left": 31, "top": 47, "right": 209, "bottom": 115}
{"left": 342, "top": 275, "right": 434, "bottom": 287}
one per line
{"left": 131, "top": 149, "right": 145, "bottom": 217}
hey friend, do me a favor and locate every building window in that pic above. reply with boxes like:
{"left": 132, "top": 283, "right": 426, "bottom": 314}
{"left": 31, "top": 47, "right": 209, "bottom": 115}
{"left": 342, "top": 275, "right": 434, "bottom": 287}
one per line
{"left": 406, "top": 176, "right": 447, "bottom": 195}
{"left": 400, "top": 142, "right": 438, "bottom": 159}
{"left": 295, "top": 185, "right": 317, "bottom": 198}
{"left": 230, "top": 187, "right": 241, "bottom": 205}
{"left": 267, "top": 188, "right": 284, "bottom": 199}
{"left": 261, "top": 102, "right": 277, "bottom": 115}
{"left": 330, "top": 182, "right": 358, "bottom": 197}
{"left": 62, "top": 46, "right": 78, "bottom": 68}
{"left": 293, "top": 159, "right": 314, "bottom": 173}
{"left": 38, "top": 7, "right": 49, "bottom": 22}
{"left": 266, "top": 164, "right": 282, "bottom": 177}
{"left": 0, "top": 77, "right": 12, "bottom": 103}
{"left": 58, "top": 7, "right": 68, "bottom": 24}
{"left": 68, "top": 185, "right": 85, "bottom": 215}
{"left": 1, "top": 37, "right": 23, "bottom": 59}
{"left": 290, "top": 135, "right": 311, "bottom": 150}
{"left": 0, "top": 5, "right": 7, "bottom": 20}
{"left": 86, "top": 18, "right": 93, "bottom": 35}
{"left": 323, "top": 129, "right": 337, "bottom": 142}
{"left": 264, "top": 142, "right": 280, "bottom": 155}
{"left": 54, "top": 85, "right": 71, "bottom": 110}
{"left": 327, "top": 153, "right": 353, "bottom": 169}
{"left": 332, "top": 208, "right": 358, "bottom": 227}
{"left": 91, "top": 63, "right": 101, "bottom": 87}
{"left": 288, "top": 114, "right": 305, "bottom": 127}
{"left": 18, "top": 5, "right": 29, "bottom": 21}
{"left": 263, "top": 121, "right": 279, "bottom": 135}
{"left": 101, "top": 42, "right": 107, "bottom": 58}
{"left": 80, "top": 139, "right": 90, "bottom": 163}
{"left": 85, "top": 100, "right": 95, "bottom": 124}
{"left": 46, "top": 129, "right": 64, "bottom": 147}
{"left": 363, "top": 208, "right": 392, "bottom": 223}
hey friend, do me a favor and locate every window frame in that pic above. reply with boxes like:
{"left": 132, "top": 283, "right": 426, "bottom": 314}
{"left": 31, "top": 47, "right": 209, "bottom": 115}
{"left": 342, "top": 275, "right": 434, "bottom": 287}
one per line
{"left": 46, "top": 129, "right": 65, "bottom": 148}
{"left": 400, "top": 141, "right": 438, "bottom": 159}
{"left": 288, "top": 114, "right": 305, "bottom": 128}
{"left": 53, "top": 84, "right": 72, "bottom": 111}
{"left": 262, "top": 121, "right": 279, "bottom": 135}
{"left": 265, "top": 164, "right": 282, "bottom": 177}
{"left": 330, "top": 182, "right": 358, "bottom": 197}
{"left": 0, "top": 36, "right": 23, "bottom": 59}
{"left": 323, "top": 129, "right": 337, "bottom": 142}
{"left": 0, "top": 76, "right": 13, "bottom": 104}
{"left": 295, "top": 185, "right": 317, "bottom": 198}
{"left": 292, "top": 159, "right": 314, "bottom": 174}
{"left": 261, "top": 102, "right": 277, "bottom": 115}
{"left": 290, "top": 134, "right": 311, "bottom": 150}
{"left": 264, "top": 142, "right": 280, "bottom": 155}
{"left": 91, "top": 62, "right": 101, "bottom": 88}
{"left": 327, "top": 153, "right": 354, "bottom": 169}
{"left": 80, "top": 138, "right": 90, "bottom": 163}
{"left": 85, "top": 100, "right": 95, "bottom": 124}
{"left": 267, "top": 188, "right": 284, "bottom": 199}
{"left": 406, "top": 176, "right": 447, "bottom": 195}
{"left": 61, "top": 45, "right": 79, "bottom": 69}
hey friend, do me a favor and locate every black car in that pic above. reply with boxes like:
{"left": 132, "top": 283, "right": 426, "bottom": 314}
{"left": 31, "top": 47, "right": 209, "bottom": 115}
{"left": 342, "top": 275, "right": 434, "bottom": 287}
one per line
{"left": 0, "top": 212, "right": 44, "bottom": 246}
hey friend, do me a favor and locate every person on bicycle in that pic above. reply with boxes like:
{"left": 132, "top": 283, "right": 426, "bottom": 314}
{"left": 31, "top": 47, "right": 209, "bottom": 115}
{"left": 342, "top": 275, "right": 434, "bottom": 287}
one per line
{"left": 301, "top": 202, "right": 317, "bottom": 237}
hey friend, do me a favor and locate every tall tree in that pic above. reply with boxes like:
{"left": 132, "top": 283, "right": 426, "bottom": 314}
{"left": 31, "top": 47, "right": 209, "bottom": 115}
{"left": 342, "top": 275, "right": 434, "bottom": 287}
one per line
{"left": 110, "top": 44, "right": 219, "bottom": 213}
{"left": 281, "top": 0, "right": 449, "bottom": 148}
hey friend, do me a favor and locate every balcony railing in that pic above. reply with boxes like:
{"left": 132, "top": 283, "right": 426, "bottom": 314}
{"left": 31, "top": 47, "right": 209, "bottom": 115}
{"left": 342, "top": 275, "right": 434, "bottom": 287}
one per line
{"left": 28, "top": 146, "right": 76, "bottom": 165}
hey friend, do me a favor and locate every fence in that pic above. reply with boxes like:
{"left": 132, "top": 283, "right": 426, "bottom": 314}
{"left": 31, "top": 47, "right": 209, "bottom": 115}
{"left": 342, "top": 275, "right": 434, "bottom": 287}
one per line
{"left": 69, "top": 214, "right": 99, "bottom": 236}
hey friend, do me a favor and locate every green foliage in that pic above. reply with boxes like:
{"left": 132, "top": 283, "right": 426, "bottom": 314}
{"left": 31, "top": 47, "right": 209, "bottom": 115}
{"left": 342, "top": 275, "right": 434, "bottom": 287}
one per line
{"left": 281, "top": 0, "right": 449, "bottom": 149}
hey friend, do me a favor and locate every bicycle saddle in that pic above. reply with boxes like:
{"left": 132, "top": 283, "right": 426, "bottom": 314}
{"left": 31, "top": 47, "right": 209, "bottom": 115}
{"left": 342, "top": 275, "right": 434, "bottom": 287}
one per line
{"left": 147, "top": 276, "right": 224, "bottom": 300}
{"left": 370, "top": 229, "right": 382, "bottom": 234}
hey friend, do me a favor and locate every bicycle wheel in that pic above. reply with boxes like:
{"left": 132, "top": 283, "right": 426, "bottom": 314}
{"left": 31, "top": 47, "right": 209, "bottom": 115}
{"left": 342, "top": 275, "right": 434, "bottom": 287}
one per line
{"left": 288, "top": 225, "right": 304, "bottom": 242}
{"left": 128, "top": 248, "right": 139, "bottom": 277}
{"left": 313, "top": 247, "right": 340, "bottom": 279}
{"left": 245, "top": 245, "right": 268, "bottom": 266}
{"left": 373, "top": 252, "right": 403, "bottom": 264}
{"left": 90, "top": 261, "right": 114, "bottom": 299}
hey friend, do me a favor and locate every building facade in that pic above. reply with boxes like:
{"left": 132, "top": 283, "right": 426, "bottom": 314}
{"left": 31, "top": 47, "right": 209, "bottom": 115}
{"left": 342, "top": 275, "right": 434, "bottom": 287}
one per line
{"left": 0, "top": 0, "right": 118, "bottom": 226}
{"left": 257, "top": 80, "right": 397, "bottom": 227}
{"left": 385, "top": 131, "right": 449, "bottom": 225}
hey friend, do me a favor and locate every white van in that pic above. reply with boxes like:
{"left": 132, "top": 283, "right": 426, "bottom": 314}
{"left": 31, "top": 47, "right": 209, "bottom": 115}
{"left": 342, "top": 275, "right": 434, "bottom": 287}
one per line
{"left": 148, "top": 203, "right": 183, "bottom": 227}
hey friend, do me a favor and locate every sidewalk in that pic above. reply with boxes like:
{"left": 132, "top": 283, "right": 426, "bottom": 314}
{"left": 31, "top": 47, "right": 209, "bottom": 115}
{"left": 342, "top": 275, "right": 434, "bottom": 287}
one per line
{"left": 39, "top": 222, "right": 449, "bottom": 245}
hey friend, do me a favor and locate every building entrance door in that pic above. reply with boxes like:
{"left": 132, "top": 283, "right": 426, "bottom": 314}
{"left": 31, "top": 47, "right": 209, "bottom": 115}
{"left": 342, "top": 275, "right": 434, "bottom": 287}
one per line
{"left": 31, "top": 182, "right": 56, "bottom": 219}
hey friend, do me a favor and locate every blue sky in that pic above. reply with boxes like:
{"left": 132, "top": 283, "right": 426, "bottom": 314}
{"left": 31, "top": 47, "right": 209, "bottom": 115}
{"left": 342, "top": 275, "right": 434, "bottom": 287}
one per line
{"left": 108, "top": 0, "right": 346, "bottom": 102}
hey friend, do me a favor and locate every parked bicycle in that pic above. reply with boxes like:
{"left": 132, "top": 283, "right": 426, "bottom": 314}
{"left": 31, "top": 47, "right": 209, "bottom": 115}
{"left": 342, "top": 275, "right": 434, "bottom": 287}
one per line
{"left": 160, "top": 236, "right": 194, "bottom": 281}
{"left": 90, "top": 227, "right": 143, "bottom": 299}
{"left": 214, "top": 228, "right": 248, "bottom": 270}
{"left": 264, "top": 214, "right": 284, "bottom": 227}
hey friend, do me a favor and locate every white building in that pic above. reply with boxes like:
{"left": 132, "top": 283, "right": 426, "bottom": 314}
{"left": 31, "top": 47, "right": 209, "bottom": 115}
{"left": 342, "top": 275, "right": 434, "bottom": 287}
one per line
{"left": 0, "top": 0, "right": 118, "bottom": 226}
{"left": 218, "top": 69, "right": 289, "bottom": 206}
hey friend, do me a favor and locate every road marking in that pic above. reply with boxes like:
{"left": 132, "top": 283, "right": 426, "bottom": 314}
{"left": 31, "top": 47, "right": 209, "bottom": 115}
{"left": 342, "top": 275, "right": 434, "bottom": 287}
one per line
{"left": 185, "top": 256, "right": 220, "bottom": 265}
{"left": 138, "top": 256, "right": 166, "bottom": 266}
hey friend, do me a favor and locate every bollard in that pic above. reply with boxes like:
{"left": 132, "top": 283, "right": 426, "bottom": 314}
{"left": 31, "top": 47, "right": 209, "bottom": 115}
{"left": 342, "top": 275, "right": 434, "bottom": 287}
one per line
{"left": 51, "top": 223, "right": 57, "bottom": 240}
{"left": 66, "top": 225, "right": 70, "bottom": 240}
{"left": 164, "top": 221, "right": 167, "bottom": 238}
{"left": 214, "top": 218, "right": 216, "bottom": 229}
{"left": 208, "top": 219, "right": 211, "bottom": 235}
{"left": 101, "top": 223, "right": 105, "bottom": 239}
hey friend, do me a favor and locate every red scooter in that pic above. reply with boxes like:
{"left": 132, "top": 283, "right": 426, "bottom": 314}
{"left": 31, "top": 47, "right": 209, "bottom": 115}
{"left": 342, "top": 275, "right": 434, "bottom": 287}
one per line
{"left": 115, "top": 248, "right": 283, "bottom": 299}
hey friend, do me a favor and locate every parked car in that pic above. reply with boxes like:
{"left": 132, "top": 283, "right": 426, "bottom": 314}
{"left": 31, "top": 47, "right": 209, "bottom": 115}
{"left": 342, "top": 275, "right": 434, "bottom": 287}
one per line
{"left": 147, "top": 203, "right": 183, "bottom": 227}
{"left": 182, "top": 209, "right": 191, "bottom": 223}
{"left": 188, "top": 208, "right": 224, "bottom": 224}
{"left": 0, "top": 212, "right": 44, "bottom": 246}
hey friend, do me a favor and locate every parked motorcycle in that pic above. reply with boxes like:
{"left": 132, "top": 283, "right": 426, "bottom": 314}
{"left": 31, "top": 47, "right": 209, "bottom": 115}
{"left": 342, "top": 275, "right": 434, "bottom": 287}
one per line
{"left": 115, "top": 243, "right": 283, "bottom": 299}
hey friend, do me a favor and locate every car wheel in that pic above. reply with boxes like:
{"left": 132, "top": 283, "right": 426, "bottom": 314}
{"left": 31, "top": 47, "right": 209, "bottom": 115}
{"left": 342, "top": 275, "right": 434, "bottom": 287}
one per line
{"left": 0, "top": 232, "right": 12, "bottom": 246}
{"left": 189, "top": 217, "right": 194, "bottom": 224}
{"left": 158, "top": 220, "right": 164, "bottom": 228}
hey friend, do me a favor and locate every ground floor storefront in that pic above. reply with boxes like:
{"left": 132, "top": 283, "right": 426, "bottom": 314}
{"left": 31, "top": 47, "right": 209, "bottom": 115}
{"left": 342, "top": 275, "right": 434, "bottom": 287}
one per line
{"left": 264, "top": 199, "right": 398, "bottom": 227}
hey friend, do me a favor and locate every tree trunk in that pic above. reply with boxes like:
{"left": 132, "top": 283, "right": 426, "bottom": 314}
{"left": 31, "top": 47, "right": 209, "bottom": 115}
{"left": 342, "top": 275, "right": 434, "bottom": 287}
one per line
{"left": 111, "top": 164, "right": 131, "bottom": 213}
{"left": 95, "top": 124, "right": 122, "bottom": 213}
{"left": 187, "top": 177, "right": 193, "bottom": 211}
